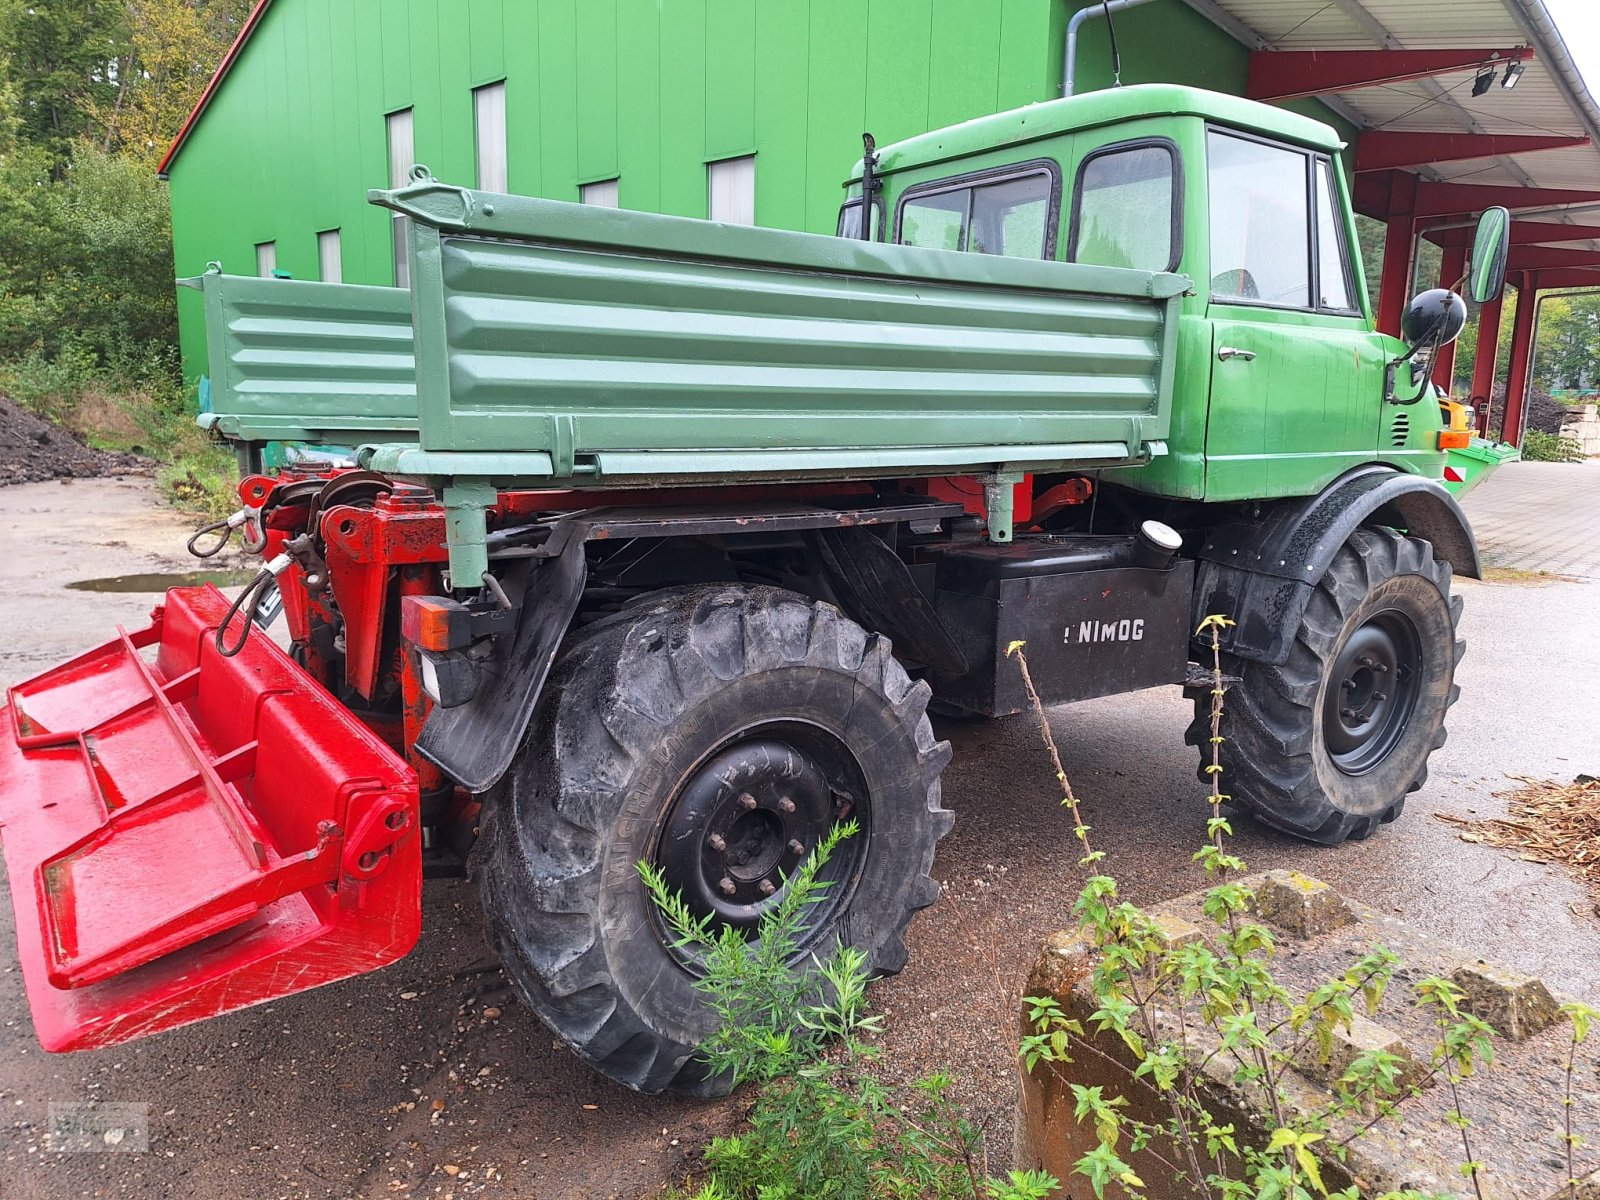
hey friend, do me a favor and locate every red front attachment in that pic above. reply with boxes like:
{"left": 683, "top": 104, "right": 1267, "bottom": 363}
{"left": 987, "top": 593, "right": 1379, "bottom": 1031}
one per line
{"left": 0, "top": 587, "right": 419, "bottom": 1051}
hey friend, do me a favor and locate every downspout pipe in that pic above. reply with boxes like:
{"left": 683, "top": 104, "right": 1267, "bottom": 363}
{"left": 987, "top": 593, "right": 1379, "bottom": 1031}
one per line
{"left": 1062, "top": 0, "right": 1161, "bottom": 97}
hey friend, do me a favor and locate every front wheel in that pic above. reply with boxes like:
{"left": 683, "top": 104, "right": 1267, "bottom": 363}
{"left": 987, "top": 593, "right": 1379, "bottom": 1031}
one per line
{"left": 475, "top": 585, "right": 953, "bottom": 1094}
{"left": 1188, "top": 528, "right": 1463, "bottom": 844}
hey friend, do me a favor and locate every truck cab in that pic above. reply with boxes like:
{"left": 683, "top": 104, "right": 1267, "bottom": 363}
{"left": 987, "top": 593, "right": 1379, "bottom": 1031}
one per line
{"left": 839, "top": 84, "right": 1451, "bottom": 503}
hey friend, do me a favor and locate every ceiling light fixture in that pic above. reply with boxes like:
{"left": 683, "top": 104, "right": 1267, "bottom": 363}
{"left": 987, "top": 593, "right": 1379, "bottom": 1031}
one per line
{"left": 1472, "top": 65, "right": 1497, "bottom": 97}
{"left": 1502, "top": 60, "right": 1525, "bottom": 89}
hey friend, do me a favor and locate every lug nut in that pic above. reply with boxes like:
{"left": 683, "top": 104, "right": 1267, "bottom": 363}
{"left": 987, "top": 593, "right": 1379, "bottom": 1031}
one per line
{"left": 1373, "top": 691, "right": 1387, "bottom": 703}
{"left": 1372, "top": 662, "right": 1389, "bottom": 674}
{"left": 758, "top": 880, "right": 776, "bottom": 896}
{"left": 708, "top": 833, "right": 727, "bottom": 852}
{"left": 738, "top": 793, "right": 757, "bottom": 810}
{"left": 718, "top": 877, "right": 736, "bottom": 896}
{"left": 777, "top": 796, "right": 796, "bottom": 813}
{"left": 1340, "top": 707, "right": 1357, "bottom": 720}
{"left": 1357, "top": 655, "right": 1372, "bottom": 668}
{"left": 788, "top": 839, "right": 806, "bottom": 856}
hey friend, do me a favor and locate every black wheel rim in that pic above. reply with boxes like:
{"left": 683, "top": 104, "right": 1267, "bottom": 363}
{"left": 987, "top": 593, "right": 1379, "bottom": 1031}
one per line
{"left": 1322, "top": 609, "right": 1423, "bottom": 775}
{"left": 649, "top": 722, "right": 868, "bottom": 974}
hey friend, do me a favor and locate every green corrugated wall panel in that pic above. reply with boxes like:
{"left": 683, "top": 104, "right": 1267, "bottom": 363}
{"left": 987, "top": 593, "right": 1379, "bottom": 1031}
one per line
{"left": 536, "top": 0, "right": 580, "bottom": 201}
{"left": 657, "top": 0, "right": 707, "bottom": 217}
{"left": 575, "top": 1, "right": 619, "bottom": 183}
{"left": 502, "top": 4, "right": 541, "bottom": 195}
{"left": 467, "top": 0, "right": 504, "bottom": 85}
{"left": 165, "top": 0, "right": 1358, "bottom": 387}
{"left": 704, "top": 0, "right": 755, "bottom": 162}
{"left": 615, "top": 0, "right": 661, "bottom": 212}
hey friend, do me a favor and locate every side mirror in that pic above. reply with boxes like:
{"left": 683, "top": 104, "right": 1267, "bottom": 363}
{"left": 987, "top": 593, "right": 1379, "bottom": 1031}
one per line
{"left": 1468, "top": 206, "right": 1510, "bottom": 304}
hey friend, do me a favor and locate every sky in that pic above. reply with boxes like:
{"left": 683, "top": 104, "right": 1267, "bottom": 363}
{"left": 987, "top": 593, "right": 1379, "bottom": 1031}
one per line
{"left": 1543, "top": 0, "right": 1600, "bottom": 98}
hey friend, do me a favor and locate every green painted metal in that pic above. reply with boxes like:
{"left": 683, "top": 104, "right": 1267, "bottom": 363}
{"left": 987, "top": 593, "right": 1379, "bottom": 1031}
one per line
{"left": 162, "top": 1, "right": 1358, "bottom": 388}
{"left": 1442, "top": 437, "right": 1520, "bottom": 500}
{"left": 372, "top": 170, "right": 1183, "bottom": 468}
{"left": 184, "top": 269, "right": 418, "bottom": 446}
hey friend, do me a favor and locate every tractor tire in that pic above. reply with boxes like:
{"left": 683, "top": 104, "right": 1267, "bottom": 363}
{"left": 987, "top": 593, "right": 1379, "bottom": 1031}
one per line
{"left": 1185, "top": 528, "right": 1463, "bottom": 845}
{"left": 475, "top": 585, "right": 953, "bottom": 1095}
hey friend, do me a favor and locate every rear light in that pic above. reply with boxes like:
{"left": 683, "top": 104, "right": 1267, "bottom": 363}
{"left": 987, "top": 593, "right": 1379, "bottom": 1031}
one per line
{"left": 417, "top": 649, "right": 479, "bottom": 709}
{"left": 402, "top": 596, "right": 472, "bottom": 651}
{"left": 1439, "top": 430, "right": 1472, "bottom": 449}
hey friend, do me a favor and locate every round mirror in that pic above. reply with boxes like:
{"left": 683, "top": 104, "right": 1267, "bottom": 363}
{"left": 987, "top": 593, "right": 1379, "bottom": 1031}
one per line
{"left": 1401, "top": 288, "right": 1467, "bottom": 347}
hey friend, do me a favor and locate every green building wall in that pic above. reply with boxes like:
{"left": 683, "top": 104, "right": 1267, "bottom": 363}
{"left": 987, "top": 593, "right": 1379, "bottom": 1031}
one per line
{"left": 165, "top": 0, "right": 1353, "bottom": 382}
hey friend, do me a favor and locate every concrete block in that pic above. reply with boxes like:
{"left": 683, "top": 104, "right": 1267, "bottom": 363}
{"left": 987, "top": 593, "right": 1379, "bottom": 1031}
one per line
{"left": 1451, "top": 961, "right": 1561, "bottom": 1041}
{"left": 1250, "top": 869, "right": 1356, "bottom": 938}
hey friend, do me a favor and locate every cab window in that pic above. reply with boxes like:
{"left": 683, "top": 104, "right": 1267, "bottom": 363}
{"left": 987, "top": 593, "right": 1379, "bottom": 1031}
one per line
{"left": 895, "top": 163, "right": 1059, "bottom": 259}
{"left": 1069, "top": 140, "right": 1180, "bottom": 272}
{"left": 836, "top": 197, "right": 884, "bottom": 240}
{"left": 1207, "top": 130, "right": 1311, "bottom": 308}
{"left": 1314, "top": 158, "right": 1355, "bottom": 311}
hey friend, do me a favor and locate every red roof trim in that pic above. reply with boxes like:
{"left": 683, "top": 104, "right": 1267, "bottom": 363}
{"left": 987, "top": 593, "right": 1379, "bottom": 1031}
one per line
{"left": 156, "top": 0, "right": 276, "bottom": 179}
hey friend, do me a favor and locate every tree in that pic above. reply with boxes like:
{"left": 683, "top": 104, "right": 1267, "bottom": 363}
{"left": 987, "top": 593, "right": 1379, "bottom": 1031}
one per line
{"left": 3, "top": 0, "right": 129, "bottom": 175}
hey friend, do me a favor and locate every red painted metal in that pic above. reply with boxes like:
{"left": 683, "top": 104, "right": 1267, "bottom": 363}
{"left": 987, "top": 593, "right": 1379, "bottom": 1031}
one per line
{"left": 1376, "top": 172, "right": 1419, "bottom": 337}
{"left": 155, "top": 0, "right": 274, "bottom": 179}
{"left": 1468, "top": 290, "right": 1506, "bottom": 434}
{"left": 1434, "top": 242, "right": 1468, "bottom": 391}
{"left": 1507, "top": 246, "right": 1600, "bottom": 271}
{"left": 1428, "top": 220, "right": 1600, "bottom": 248}
{"left": 1502, "top": 275, "right": 1539, "bottom": 446}
{"left": 1515, "top": 268, "right": 1600, "bottom": 289}
{"left": 0, "top": 587, "right": 418, "bottom": 1051}
{"left": 1415, "top": 180, "right": 1600, "bottom": 218}
{"left": 1356, "top": 131, "right": 1587, "bottom": 173}
{"left": 1247, "top": 47, "right": 1532, "bottom": 103}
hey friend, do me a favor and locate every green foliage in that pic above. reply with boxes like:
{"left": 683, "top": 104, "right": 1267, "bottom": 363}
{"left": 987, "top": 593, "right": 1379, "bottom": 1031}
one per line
{"left": 1521, "top": 429, "right": 1585, "bottom": 462}
{"left": 642, "top": 825, "right": 1060, "bottom": 1200}
{"left": 1011, "top": 625, "right": 1593, "bottom": 1200}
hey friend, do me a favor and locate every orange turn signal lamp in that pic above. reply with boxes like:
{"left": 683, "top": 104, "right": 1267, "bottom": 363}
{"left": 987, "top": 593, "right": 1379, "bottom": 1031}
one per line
{"left": 402, "top": 596, "right": 474, "bottom": 652}
{"left": 1438, "top": 430, "right": 1472, "bottom": 449}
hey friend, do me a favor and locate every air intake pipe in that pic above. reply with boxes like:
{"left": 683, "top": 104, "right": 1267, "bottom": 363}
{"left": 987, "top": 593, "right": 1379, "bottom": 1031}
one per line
{"left": 1062, "top": 0, "right": 1160, "bottom": 97}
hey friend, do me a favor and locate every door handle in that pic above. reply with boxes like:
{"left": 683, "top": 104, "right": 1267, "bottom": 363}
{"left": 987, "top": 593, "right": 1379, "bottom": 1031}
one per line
{"left": 1217, "top": 346, "right": 1256, "bottom": 362}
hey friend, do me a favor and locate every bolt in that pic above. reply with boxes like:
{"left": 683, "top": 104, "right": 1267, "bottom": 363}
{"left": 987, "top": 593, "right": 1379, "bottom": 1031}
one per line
{"left": 1340, "top": 707, "right": 1358, "bottom": 720}
{"left": 788, "top": 839, "right": 806, "bottom": 856}
{"left": 758, "top": 880, "right": 776, "bottom": 896}
{"left": 1372, "top": 662, "right": 1389, "bottom": 674}
{"left": 1357, "top": 655, "right": 1372, "bottom": 668}
{"left": 718, "top": 877, "right": 736, "bottom": 896}
{"left": 708, "top": 833, "right": 727, "bottom": 852}
{"left": 777, "top": 796, "right": 796, "bottom": 813}
{"left": 1341, "top": 678, "right": 1355, "bottom": 690}
{"left": 1373, "top": 691, "right": 1387, "bottom": 703}
{"left": 738, "top": 793, "right": 757, "bottom": 810}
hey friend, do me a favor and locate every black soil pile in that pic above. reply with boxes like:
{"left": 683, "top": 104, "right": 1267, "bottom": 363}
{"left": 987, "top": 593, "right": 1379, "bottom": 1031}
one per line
{"left": 0, "top": 394, "right": 151, "bottom": 485}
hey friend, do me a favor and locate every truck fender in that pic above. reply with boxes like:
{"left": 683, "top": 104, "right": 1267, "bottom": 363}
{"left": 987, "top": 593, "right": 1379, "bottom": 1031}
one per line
{"left": 413, "top": 536, "right": 588, "bottom": 793}
{"left": 1192, "top": 466, "right": 1480, "bottom": 666}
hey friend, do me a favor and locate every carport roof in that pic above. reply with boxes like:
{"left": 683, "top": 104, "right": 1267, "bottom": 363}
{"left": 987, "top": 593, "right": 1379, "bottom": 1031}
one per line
{"left": 1181, "top": 0, "right": 1600, "bottom": 266}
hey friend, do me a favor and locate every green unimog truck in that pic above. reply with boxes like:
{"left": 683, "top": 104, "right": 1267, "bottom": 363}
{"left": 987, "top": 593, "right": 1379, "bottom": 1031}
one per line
{"left": 0, "top": 84, "right": 1508, "bottom": 1095}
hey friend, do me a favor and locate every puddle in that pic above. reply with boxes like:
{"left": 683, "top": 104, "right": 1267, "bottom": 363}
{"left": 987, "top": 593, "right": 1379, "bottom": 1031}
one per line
{"left": 66, "top": 570, "right": 257, "bottom": 593}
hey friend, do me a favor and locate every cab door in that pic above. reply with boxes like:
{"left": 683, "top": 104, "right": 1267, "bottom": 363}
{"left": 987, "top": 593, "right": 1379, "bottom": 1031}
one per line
{"left": 1201, "top": 130, "right": 1387, "bottom": 501}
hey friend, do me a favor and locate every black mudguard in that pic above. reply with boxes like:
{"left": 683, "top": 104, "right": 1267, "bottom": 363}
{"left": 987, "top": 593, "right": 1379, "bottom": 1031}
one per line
{"left": 812, "top": 526, "right": 968, "bottom": 675}
{"left": 414, "top": 537, "right": 587, "bottom": 792}
{"left": 1193, "top": 466, "right": 1480, "bottom": 666}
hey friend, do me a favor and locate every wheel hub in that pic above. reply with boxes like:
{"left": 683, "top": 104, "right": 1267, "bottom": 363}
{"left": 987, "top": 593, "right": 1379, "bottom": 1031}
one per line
{"left": 1322, "top": 611, "right": 1422, "bottom": 775}
{"left": 653, "top": 737, "right": 842, "bottom": 939}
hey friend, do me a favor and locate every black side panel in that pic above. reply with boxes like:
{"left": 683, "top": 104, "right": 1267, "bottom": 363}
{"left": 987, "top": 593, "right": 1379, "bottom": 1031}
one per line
{"left": 813, "top": 527, "right": 968, "bottom": 675}
{"left": 1193, "top": 466, "right": 1481, "bottom": 666}
{"left": 415, "top": 538, "right": 587, "bottom": 792}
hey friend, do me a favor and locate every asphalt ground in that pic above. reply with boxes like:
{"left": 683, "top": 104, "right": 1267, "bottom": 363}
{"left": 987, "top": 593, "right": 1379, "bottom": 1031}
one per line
{"left": 1, "top": 468, "right": 1596, "bottom": 1199}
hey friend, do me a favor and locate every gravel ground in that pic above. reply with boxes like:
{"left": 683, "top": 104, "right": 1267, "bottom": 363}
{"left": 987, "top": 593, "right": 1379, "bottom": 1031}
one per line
{"left": 0, "top": 396, "right": 149, "bottom": 486}
{"left": 1, "top": 476, "right": 1596, "bottom": 1199}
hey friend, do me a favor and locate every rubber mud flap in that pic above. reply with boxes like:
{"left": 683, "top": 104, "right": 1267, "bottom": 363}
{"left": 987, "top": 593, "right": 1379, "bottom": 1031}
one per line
{"left": 413, "top": 536, "right": 587, "bottom": 793}
{"left": 0, "top": 586, "right": 419, "bottom": 1052}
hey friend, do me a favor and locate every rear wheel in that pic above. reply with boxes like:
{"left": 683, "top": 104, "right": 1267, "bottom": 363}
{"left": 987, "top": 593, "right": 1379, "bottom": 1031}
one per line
{"left": 475, "top": 585, "right": 952, "bottom": 1094}
{"left": 1187, "top": 528, "right": 1463, "bottom": 844}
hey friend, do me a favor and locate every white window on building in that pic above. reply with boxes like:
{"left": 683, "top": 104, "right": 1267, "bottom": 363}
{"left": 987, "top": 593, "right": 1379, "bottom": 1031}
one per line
{"left": 474, "top": 82, "right": 507, "bottom": 193}
{"left": 255, "top": 240, "right": 277, "bottom": 278}
{"left": 707, "top": 155, "right": 756, "bottom": 225}
{"left": 580, "top": 178, "right": 619, "bottom": 208}
{"left": 387, "top": 107, "right": 415, "bottom": 287}
{"left": 318, "top": 229, "right": 343, "bottom": 283}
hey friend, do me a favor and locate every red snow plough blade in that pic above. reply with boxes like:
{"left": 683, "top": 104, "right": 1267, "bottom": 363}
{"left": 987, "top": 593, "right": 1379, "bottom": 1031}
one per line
{"left": 0, "top": 587, "right": 419, "bottom": 1051}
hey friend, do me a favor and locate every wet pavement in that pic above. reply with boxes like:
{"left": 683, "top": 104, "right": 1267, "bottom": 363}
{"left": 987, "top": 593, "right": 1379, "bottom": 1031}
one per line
{"left": 1, "top": 473, "right": 1597, "bottom": 1199}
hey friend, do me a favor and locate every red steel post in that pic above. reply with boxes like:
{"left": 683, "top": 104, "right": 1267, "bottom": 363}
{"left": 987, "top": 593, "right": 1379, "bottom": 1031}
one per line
{"left": 1376, "top": 172, "right": 1419, "bottom": 337}
{"left": 1469, "top": 291, "right": 1505, "bottom": 434}
{"left": 1433, "top": 241, "right": 1467, "bottom": 391}
{"left": 1501, "top": 274, "right": 1539, "bottom": 447}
